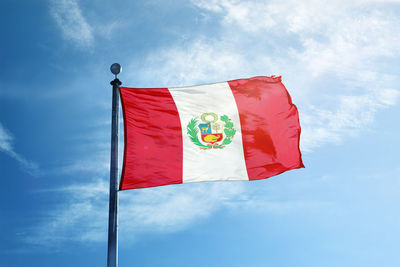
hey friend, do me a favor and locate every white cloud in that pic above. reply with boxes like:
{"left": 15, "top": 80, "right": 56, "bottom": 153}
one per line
{"left": 27, "top": 0, "right": 400, "bottom": 247}
{"left": 57, "top": 158, "right": 109, "bottom": 176}
{"left": 192, "top": 0, "right": 400, "bottom": 34}
{"left": 133, "top": 0, "right": 400, "bottom": 151}
{"left": 0, "top": 122, "right": 39, "bottom": 175}
{"left": 119, "top": 182, "right": 244, "bottom": 233}
{"left": 95, "top": 21, "right": 124, "bottom": 40}
{"left": 24, "top": 175, "right": 334, "bottom": 247}
{"left": 300, "top": 88, "right": 399, "bottom": 151}
{"left": 129, "top": 38, "right": 260, "bottom": 87}
{"left": 24, "top": 179, "right": 108, "bottom": 245}
{"left": 25, "top": 179, "right": 245, "bottom": 245}
{"left": 0, "top": 123, "right": 13, "bottom": 152}
{"left": 50, "top": 0, "right": 94, "bottom": 47}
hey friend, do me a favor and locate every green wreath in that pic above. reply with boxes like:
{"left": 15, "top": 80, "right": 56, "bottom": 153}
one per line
{"left": 187, "top": 114, "right": 236, "bottom": 149}
{"left": 187, "top": 118, "right": 209, "bottom": 148}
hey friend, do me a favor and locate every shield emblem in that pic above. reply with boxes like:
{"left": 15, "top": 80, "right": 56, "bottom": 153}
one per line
{"left": 198, "top": 122, "right": 223, "bottom": 144}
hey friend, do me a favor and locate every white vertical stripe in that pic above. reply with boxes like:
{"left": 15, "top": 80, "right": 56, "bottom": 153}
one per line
{"left": 169, "top": 82, "right": 249, "bottom": 183}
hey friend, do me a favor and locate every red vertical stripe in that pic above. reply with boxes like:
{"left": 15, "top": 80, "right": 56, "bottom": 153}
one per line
{"left": 228, "top": 76, "right": 304, "bottom": 181}
{"left": 119, "top": 87, "right": 183, "bottom": 190}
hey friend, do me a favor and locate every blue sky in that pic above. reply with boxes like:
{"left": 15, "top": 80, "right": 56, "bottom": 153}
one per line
{"left": 1, "top": 0, "right": 400, "bottom": 266}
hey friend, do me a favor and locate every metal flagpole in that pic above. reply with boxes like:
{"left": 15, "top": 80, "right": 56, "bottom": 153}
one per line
{"left": 108, "top": 63, "right": 122, "bottom": 267}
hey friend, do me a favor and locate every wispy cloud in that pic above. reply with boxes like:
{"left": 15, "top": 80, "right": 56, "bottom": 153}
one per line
{"left": 50, "top": 0, "right": 94, "bottom": 47}
{"left": 57, "top": 158, "right": 109, "bottom": 176}
{"left": 0, "top": 123, "right": 13, "bottom": 152}
{"left": 130, "top": 39, "right": 255, "bottom": 87}
{"left": 24, "top": 179, "right": 108, "bottom": 245}
{"left": 26, "top": 0, "right": 400, "bottom": 247}
{"left": 301, "top": 88, "right": 399, "bottom": 150}
{"left": 24, "top": 175, "right": 334, "bottom": 247}
{"left": 24, "top": 179, "right": 246, "bottom": 246}
{"left": 0, "top": 122, "right": 39, "bottom": 176}
{"left": 132, "top": 0, "right": 400, "bottom": 151}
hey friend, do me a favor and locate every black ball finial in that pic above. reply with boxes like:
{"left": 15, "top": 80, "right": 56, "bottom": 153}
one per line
{"left": 110, "top": 63, "right": 122, "bottom": 76}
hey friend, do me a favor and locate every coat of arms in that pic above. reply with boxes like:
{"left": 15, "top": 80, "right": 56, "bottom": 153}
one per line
{"left": 187, "top": 112, "right": 236, "bottom": 149}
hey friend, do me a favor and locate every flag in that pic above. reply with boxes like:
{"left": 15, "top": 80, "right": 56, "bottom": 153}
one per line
{"left": 119, "top": 76, "right": 304, "bottom": 190}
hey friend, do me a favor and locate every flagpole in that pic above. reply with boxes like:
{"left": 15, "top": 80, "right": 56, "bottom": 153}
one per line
{"left": 108, "top": 63, "right": 122, "bottom": 267}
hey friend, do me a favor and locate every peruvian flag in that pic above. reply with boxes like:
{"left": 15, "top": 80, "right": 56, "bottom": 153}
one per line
{"left": 119, "top": 76, "right": 304, "bottom": 190}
